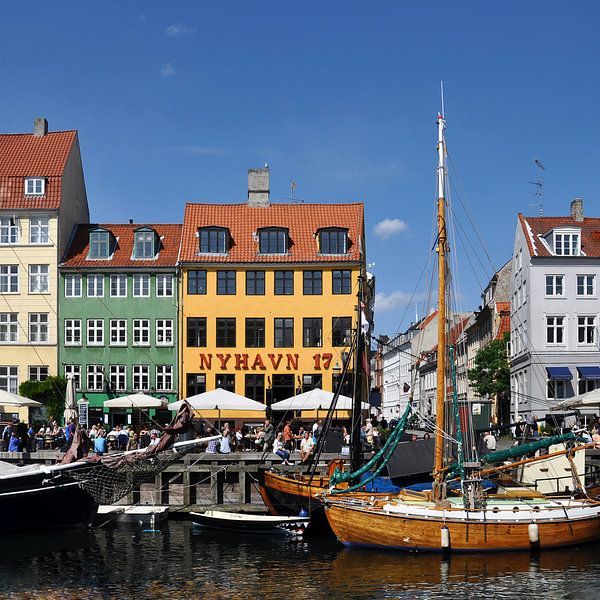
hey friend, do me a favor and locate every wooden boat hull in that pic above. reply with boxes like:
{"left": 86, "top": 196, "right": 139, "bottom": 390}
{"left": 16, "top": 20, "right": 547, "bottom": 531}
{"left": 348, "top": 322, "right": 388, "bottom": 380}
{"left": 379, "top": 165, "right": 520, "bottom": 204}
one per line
{"left": 325, "top": 498, "right": 600, "bottom": 552}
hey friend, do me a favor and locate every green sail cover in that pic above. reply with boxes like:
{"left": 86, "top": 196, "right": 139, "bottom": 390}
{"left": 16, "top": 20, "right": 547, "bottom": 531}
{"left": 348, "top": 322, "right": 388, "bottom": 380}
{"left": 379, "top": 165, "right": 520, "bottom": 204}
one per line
{"left": 479, "top": 432, "right": 576, "bottom": 465}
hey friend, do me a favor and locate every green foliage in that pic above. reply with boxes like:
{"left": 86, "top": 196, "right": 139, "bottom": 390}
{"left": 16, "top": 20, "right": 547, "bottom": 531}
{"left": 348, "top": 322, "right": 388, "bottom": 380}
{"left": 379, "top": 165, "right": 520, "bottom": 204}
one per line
{"left": 467, "top": 334, "right": 510, "bottom": 399}
{"left": 19, "top": 376, "right": 67, "bottom": 424}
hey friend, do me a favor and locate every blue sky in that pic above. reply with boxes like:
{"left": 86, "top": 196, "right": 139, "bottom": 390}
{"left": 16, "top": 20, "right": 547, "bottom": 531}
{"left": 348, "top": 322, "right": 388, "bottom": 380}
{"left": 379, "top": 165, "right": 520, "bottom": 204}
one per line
{"left": 2, "top": 1, "right": 599, "bottom": 337}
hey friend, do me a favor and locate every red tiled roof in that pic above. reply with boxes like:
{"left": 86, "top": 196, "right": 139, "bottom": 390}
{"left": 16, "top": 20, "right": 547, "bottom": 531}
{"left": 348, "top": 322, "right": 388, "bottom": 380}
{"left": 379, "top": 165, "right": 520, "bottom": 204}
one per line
{"left": 519, "top": 213, "right": 600, "bottom": 258}
{"left": 179, "top": 202, "right": 364, "bottom": 264}
{"left": 61, "top": 224, "right": 182, "bottom": 268}
{"left": 0, "top": 131, "right": 77, "bottom": 210}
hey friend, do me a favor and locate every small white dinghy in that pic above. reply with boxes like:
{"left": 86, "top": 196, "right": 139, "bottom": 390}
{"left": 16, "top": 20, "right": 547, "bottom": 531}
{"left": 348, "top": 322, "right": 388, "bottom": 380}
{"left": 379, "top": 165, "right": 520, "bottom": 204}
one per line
{"left": 191, "top": 510, "right": 309, "bottom": 536}
{"left": 95, "top": 505, "right": 169, "bottom": 526}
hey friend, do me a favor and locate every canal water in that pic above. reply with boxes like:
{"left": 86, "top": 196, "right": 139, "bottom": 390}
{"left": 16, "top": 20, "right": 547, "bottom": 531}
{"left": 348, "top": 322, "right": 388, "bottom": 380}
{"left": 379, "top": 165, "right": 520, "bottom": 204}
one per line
{"left": 0, "top": 521, "right": 598, "bottom": 599}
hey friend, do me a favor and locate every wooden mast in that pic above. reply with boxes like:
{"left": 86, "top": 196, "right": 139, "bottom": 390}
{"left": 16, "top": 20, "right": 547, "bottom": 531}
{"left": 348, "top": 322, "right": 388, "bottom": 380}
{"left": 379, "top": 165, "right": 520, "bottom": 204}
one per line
{"left": 433, "top": 111, "right": 447, "bottom": 501}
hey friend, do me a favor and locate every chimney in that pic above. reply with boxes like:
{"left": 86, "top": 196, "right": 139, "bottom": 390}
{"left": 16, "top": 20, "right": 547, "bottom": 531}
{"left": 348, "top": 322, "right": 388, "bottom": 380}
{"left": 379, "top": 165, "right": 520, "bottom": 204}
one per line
{"left": 33, "top": 117, "right": 48, "bottom": 137}
{"left": 129, "top": 219, "right": 134, "bottom": 224}
{"left": 247, "top": 166, "right": 270, "bottom": 207}
{"left": 570, "top": 198, "right": 584, "bottom": 222}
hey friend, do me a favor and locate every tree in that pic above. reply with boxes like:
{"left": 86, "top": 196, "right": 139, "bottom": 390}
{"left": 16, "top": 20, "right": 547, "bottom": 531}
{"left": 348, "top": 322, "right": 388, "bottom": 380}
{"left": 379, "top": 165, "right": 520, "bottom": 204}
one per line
{"left": 19, "top": 376, "right": 67, "bottom": 424}
{"left": 467, "top": 334, "right": 510, "bottom": 399}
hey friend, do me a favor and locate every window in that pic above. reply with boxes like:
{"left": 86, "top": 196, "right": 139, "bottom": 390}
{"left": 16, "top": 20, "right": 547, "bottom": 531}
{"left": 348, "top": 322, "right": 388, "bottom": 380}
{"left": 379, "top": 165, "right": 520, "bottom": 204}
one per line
{"left": 215, "top": 374, "right": 235, "bottom": 392}
{"left": 29, "top": 313, "right": 48, "bottom": 342}
{"left": 246, "top": 271, "right": 265, "bottom": 295}
{"left": 333, "top": 373, "right": 353, "bottom": 397}
{"left": 110, "top": 274, "right": 127, "bottom": 297}
{"left": 303, "top": 318, "right": 322, "bottom": 347}
{"left": 579, "top": 378, "right": 598, "bottom": 395}
{"left": 245, "top": 318, "right": 265, "bottom": 348}
{"left": 156, "top": 274, "right": 173, "bottom": 297}
{"left": 302, "top": 374, "right": 322, "bottom": 392}
{"left": 29, "top": 265, "right": 49, "bottom": 293}
{"left": 199, "top": 227, "right": 228, "bottom": 254}
{"left": 64, "top": 365, "right": 81, "bottom": 390}
{"left": 134, "top": 230, "right": 155, "bottom": 259}
{"left": 319, "top": 228, "right": 348, "bottom": 254}
{"left": 545, "top": 275, "right": 564, "bottom": 297}
{"left": 0, "top": 217, "right": 19, "bottom": 244}
{"left": 546, "top": 316, "right": 565, "bottom": 345}
{"left": 64, "top": 274, "right": 81, "bottom": 297}
{"left": 216, "top": 318, "right": 236, "bottom": 347}
{"left": 547, "top": 379, "right": 567, "bottom": 400}
{"left": 87, "top": 319, "right": 104, "bottom": 346}
{"left": 133, "top": 319, "right": 150, "bottom": 346}
{"left": 554, "top": 231, "right": 580, "bottom": 256}
{"left": 86, "top": 274, "right": 104, "bottom": 297}
{"left": 577, "top": 274, "right": 595, "bottom": 296}
{"left": 0, "top": 265, "right": 18, "bottom": 293}
{"left": 30, "top": 217, "right": 49, "bottom": 244}
{"left": 245, "top": 374, "right": 265, "bottom": 402}
{"left": 0, "top": 314, "right": 18, "bottom": 343}
{"left": 133, "top": 274, "right": 150, "bottom": 297}
{"left": 132, "top": 365, "right": 150, "bottom": 391}
{"left": 187, "top": 318, "right": 207, "bottom": 347}
{"left": 0, "top": 366, "right": 18, "bottom": 393}
{"left": 24, "top": 178, "right": 45, "bottom": 196}
{"left": 274, "top": 271, "right": 293, "bottom": 295}
{"left": 188, "top": 271, "right": 206, "bottom": 295}
{"left": 88, "top": 230, "right": 111, "bottom": 259}
{"left": 109, "top": 365, "right": 127, "bottom": 392}
{"left": 156, "top": 319, "right": 173, "bottom": 346}
{"left": 272, "top": 374, "right": 295, "bottom": 402}
{"left": 110, "top": 319, "right": 127, "bottom": 346}
{"left": 217, "top": 271, "right": 236, "bottom": 295}
{"left": 87, "top": 365, "right": 104, "bottom": 392}
{"left": 578, "top": 316, "right": 596, "bottom": 345}
{"left": 332, "top": 317, "right": 352, "bottom": 346}
{"left": 186, "top": 373, "right": 206, "bottom": 397}
{"left": 258, "top": 228, "right": 287, "bottom": 254}
{"left": 156, "top": 365, "right": 173, "bottom": 392}
{"left": 332, "top": 270, "right": 351, "bottom": 294}
{"left": 303, "top": 271, "right": 322, "bottom": 295}
{"left": 274, "top": 318, "right": 294, "bottom": 347}
{"left": 64, "top": 319, "right": 82, "bottom": 346}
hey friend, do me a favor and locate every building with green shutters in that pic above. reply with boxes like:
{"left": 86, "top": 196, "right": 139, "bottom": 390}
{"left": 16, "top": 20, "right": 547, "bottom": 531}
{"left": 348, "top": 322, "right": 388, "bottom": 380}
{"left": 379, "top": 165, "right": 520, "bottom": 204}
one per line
{"left": 59, "top": 223, "right": 182, "bottom": 426}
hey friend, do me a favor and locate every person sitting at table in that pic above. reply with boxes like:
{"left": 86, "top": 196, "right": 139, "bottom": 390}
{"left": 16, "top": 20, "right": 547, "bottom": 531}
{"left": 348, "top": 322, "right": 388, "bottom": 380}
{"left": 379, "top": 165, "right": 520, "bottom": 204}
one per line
{"left": 94, "top": 430, "right": 107, "bottom": 455}
{"left": 299, "top": 430, "right": 315, "bottom": 463}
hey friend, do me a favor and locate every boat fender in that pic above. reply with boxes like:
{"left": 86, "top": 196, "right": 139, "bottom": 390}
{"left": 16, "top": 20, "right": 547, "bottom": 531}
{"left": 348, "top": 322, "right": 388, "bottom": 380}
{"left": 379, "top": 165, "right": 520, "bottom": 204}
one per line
{"left": 441, "top": 526, "right": 450, "bottom": 549}
{"left": 298, "top": 507, "right": 309, "bottom": 518}
{"left": 528, "top": 523, "right": 539, "bottom": 544}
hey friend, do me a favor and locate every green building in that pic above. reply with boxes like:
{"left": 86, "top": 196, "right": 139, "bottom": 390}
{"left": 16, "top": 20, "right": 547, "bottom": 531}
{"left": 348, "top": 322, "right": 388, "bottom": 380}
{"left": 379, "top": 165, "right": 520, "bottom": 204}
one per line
{"left": 59, "top": 223, "right": 182, "bottom": 426}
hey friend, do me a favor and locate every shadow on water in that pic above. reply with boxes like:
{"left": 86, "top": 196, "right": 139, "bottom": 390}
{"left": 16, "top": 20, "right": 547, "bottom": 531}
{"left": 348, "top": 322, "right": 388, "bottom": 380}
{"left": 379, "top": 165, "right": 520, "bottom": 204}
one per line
{"left": 0, "top": 522, "right": 599, "bottom": 599}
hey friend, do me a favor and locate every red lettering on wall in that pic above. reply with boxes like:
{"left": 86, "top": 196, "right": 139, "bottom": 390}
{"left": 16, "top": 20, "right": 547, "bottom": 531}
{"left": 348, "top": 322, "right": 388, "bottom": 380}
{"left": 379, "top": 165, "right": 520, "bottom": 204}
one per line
{"left": 216, "top": 353, "right": 231, "bottom": 369}
{"left": 199, "top": 354, "right": 212, "bottom": 369}
{"left": 268, "top": 353, "right": 283, "bottom": 370}
{"left": 251, "top": 354, "right": 267, "bottom": 370}
{"left": 235, "top": 354, "right": 249, "bottom": 370}
{"left": 321, "top": 353, "right": 333, "bottom": 369}
{"left": 313, "top": 354, "right": 321, "bottom": 370}
{"left": 286, "top": 354, "right": 299, "bottom": 370}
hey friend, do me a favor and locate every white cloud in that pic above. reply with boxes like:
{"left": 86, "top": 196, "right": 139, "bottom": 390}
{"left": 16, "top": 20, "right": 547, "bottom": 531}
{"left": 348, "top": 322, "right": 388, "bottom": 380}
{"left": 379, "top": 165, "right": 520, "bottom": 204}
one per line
{"left": 373, "top": 218, "right": 408, "bottom": 240}
{"left": 161, "top": 63, "right": 176, "bottom": 77}
{"left": 165, "top": 23, "right": 194, "bottom": 37}
{"left": 375, "top": 290, "right": 424, "bottom": 313}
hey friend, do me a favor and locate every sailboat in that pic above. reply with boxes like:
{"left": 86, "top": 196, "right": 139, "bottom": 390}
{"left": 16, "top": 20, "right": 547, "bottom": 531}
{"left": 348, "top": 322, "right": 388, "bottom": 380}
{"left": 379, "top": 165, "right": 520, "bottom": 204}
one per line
{"left": 322, "top": 109, "right": 600, "bottom": 551}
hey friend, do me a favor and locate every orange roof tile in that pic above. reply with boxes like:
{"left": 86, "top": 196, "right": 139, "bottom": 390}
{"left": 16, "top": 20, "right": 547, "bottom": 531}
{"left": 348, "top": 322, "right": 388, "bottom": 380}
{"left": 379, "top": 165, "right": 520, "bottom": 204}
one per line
{"left": 179, "top": 202, "right": 364, "bottom": 264}
{"left": 495, "top": 314, "right": 511, "bottom": 340}
{"left": 61, "top": 224, "right": 182, "bottom": 268}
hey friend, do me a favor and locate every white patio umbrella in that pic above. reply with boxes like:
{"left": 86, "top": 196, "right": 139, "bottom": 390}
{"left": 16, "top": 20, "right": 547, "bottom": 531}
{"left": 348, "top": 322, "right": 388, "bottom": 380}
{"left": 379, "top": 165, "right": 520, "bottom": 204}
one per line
{"left": 168, "top": 388, "right": 266, "bottom": 419}
{"left": 0, "top": 389, "right": 42, "bottom": 407}
{"left": 103, "top": 393, "right": 168, "bottom": 409}
{"left": 554, "top": 388, "right": 600, "bottom": 410}
{"left": 63, "top": 373, "right": 78, "bottom": 424}
{"left": 270, "top": 388, "right": 369, "bottom": 412}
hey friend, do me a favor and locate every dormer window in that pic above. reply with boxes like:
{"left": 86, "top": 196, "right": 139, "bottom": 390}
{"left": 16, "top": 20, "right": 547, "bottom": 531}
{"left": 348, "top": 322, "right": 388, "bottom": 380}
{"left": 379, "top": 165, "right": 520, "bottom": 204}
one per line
{"left": 319, "top": 228, "right": 349, "bottom": 255}
{"left": 554, "top": 229, "right": 580, "bottom": 256}
{"left": 199, "top": 227, "right": 228, "bottom": 254}
{"left": 88, "top": 229, "right": 112, "bottom": 260}
{"left": 258, "top": 227, "right": 288, "bottom": 254}
{"left": 133, "top": 228, "right": 157, "bottom": 259}
{"left": 24, "top": 178, "right": 45, "bottom": 196}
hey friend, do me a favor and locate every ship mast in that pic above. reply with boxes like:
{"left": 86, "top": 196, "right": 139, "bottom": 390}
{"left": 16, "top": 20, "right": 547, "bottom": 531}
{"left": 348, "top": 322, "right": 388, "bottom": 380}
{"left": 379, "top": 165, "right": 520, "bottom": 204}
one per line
{"left": 432, "top": 111, "right": 447, "bottom": 503}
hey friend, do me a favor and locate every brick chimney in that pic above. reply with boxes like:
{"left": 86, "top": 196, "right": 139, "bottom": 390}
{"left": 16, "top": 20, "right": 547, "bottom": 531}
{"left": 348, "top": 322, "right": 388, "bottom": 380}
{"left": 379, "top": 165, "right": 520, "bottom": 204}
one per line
{"left": 570, "top": 198, "right": 584, "bottom": 222}
{"left": 247, "top": 167, "right": 270, "bottom": 207}
{"left": 33, "top": 117, "right": 48, "bottom": 137}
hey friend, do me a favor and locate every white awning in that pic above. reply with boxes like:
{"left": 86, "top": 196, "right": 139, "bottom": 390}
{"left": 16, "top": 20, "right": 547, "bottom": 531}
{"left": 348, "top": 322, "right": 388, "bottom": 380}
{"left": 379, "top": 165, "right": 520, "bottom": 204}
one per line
{"left": 168, "top": 388, "right": 266, "bottom": 412}
{"left": 270, "top": 388, "right": 369, "bottom": 411}
{"left": 103, "top": 394, "right": 167, "bottom": 409}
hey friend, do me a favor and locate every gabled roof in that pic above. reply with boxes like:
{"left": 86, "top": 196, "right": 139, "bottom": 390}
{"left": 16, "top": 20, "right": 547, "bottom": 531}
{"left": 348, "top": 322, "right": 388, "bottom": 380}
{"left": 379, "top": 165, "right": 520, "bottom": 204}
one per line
{"left": 179, "top": 202, "right": 364, "bottom": 264}
{"left": 494, "top": 301, "right": 511, "bottom": 340}
{"left": 61, "top": 224, "right": 182, "bottom": 268}
{"left": 518, "top": 213, "right": 600, "bottom": 258}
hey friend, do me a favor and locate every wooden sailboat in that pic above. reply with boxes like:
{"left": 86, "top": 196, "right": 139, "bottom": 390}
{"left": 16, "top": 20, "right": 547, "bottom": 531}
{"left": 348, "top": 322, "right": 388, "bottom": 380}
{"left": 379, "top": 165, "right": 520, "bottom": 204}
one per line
{"left": 323, "top": 109, "right": 600, "bottom": 552}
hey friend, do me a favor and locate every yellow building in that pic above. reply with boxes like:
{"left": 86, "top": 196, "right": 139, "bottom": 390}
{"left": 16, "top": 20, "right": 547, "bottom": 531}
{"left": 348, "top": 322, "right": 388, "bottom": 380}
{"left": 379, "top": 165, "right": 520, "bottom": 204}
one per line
{"left": 0, "top": 118, "right": 88, "bottom": 415}
{"left": 179, "top": 168, "right": 365, "bottom": 412}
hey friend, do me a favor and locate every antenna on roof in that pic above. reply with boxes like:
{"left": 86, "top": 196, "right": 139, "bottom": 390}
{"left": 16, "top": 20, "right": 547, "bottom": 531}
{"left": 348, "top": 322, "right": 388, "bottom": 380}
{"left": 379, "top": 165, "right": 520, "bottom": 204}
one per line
{"left": 529, "top": 157, "right": 545, "bottom": 215}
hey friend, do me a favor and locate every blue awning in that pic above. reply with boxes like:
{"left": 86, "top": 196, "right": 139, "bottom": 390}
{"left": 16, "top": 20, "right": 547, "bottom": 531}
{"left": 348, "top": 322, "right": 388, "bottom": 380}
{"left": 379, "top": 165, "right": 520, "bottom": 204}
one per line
{"left": 546, "top": 367, "right": 573, "bottom": 381}
{"left": 578, "top": 366, "right": 600, "bottom": 380}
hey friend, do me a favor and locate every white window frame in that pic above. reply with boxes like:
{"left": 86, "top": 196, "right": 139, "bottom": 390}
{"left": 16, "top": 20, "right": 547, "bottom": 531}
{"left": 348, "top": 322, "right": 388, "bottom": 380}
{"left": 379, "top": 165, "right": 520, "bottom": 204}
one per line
{"left": 28, "top": 366, "right": 49, "bottom": 381}
{"left": 29, "top": 313, "right": 49, "bottom": 343}
{"left": 546, "top": 315, "right": 566, "bottom": 345}
{"left": 109, "top": 319, "right": 127, "bottom": 346}
{"left": 0, "top": 365, "right": 18, "bottom": 393}
{"left": 0, "top": 313, "right": 18, "bottom": 343}
{"left": 88, "top": 230, "right": 111, "bottom": 260}
{"left": 86, "top": 365, "right": 104, "bottom": 392}
{"left": 547, "top": 378, "right": 568, "bottom": 400}
{"left": 24, "top": 178, "right": 45, "bottom": 196}
{"left": 110, "top": 274, "right": 127, "bottom": 297}
{"left": 554, "top": 229, "right": 581, "bottom": 256}
{"left": 64, "top": 319, "right": 82, "bottom": 346}
{"left": 29, "top": 264, "right": 49, "bottom": 293}
{"left": 577, "top": 315, "right": 596, "bottom": 345}
{"left": 134, "top": 231, "right": 155, "bottom": 259}
{"left": 87, "top": 274, "right": 104, "bottom": 297}
{"left": 133, "top": 319, "right": 150, "bottom": 346}
{"left": 576, "top": 274, "right": 596, "bottom": 297}
{"left": 65, "top": 274, "right": 82, "bottom": 297}
{"left": 29, "top": 216, "right": 50, "bottom": 244}
{"left": 0, "top": 265, "right": 19, "bottom": 293}
{"left": 133, "top": 274, "right": 150, "bottom": 297}
{"left": 87, "top": 319, "right": 104, "bottom": 346}
{"left": 0, "top": 217, "right": 19, "bottom": 244}
{"left": 156, "top": 365, "right": 173, "bottom": 392}
{"left": 109, "top": 365, "right": 127, "bottom": 392}
{"left": 132, "top": 365, "right": 150, "bottom": 391}
{"left": 64, "top": 364, "right": 81, "bottom": 390}
{"left": 545, "top": 274, "right": 564, "bottom": 297}
{"left": 156, "top": 319, "right": 173, "bottom": 346}
{"left": 156, "top": 274, "right": 173, "bottom": 297}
